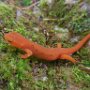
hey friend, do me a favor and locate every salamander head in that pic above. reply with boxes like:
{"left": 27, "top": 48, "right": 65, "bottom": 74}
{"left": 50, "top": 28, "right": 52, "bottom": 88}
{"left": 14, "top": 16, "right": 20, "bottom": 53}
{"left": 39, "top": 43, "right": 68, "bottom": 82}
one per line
{"left": 4, "top": 32, "right": 27, "bottom": 48}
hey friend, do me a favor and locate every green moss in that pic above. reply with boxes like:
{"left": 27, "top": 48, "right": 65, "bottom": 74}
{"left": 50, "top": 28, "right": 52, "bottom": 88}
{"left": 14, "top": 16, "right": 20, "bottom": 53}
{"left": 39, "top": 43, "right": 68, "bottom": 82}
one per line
{"left": 72, "top": 47, "right": 90, "bottom": 88}
{"left": 73, "top": 66, "right": 90, "bottom": 85}
{"left": 0, "top": 2, "right": 15, "bottom": 29}
{"left": 70, "top": 17, "right": 90, "bottom": 33}
{"left": 0, "top": 2, "right": 13, "bottom": 15}
{"left": 22, "top": 0, "right": 32, "bottom": 6}
{"left": 40, "top": 0, "right": 89, "bottom": 33}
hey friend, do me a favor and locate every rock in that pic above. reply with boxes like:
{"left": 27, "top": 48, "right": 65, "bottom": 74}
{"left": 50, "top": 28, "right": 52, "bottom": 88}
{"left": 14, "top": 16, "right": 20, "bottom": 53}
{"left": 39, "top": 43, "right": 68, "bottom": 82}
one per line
{"left": 33, "top": 27, "right": 39, "bottom": 32}
{"left": 54, "top": 26, "right": 69, "bottom": 33}
{"left": 16, "top": 9, "right": 23, "bottom": 21}
{"left": 65, "top": 0, "right": 90, "bottom": 16}
{"left": 80, "top": 1, "right": 90, "bottom": 15}
{"left": 65, "top": 0, "right": 79, "bottom": 5}
{"left": 42, "top": 76, "right": 48, "bottom": 81}
{"left": 87, "top": 40, "right": 90, "bottom": 47}
{"left": 33, "top": 6, "right": 42, "bottom": 16}
{"left": 66, "top": 84, "right": 79, "bottom": 90}
{"left": 70, "top": 36, "right": 80, "bottom": 43}
{"left": 80, "top": 2, "right": 88, "bottom": 11}
{"left": 47, "top": 0, "right": 54, "bottom": 9}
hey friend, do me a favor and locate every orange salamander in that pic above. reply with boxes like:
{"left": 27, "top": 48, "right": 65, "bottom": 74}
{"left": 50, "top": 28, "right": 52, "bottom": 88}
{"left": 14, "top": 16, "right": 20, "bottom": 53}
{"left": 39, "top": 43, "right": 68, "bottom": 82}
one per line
{"left": 4, "top": 32, "right": 90, "bottom": 63}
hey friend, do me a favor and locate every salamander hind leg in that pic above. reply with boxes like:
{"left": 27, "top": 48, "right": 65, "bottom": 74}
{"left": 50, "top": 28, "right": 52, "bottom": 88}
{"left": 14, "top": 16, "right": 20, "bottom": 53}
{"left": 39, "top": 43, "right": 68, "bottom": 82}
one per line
{"left": 59, "top": 54, "right": 78, "bottom": 64}
{"left": 21, "top": 49, "right": 32, "bottom": 59}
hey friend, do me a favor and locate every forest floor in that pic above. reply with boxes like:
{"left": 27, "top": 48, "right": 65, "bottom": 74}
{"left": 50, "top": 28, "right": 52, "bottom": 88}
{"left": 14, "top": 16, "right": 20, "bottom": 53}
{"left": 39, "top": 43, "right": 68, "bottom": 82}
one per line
{"left": 0, "top": 1, "right": 90, "bottom": 90}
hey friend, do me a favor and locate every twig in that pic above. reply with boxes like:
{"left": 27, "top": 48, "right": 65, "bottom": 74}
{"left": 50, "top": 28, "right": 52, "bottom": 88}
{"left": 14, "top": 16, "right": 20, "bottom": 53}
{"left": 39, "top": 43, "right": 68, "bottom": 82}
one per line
{"left": 43, "top": 18, "right": 58, "bottom": 21}
{"left": 78, "top": 65, "right": 90, "bottom": 74}
{"left": 21, "top": 1, "right": 40, "bottom": 10}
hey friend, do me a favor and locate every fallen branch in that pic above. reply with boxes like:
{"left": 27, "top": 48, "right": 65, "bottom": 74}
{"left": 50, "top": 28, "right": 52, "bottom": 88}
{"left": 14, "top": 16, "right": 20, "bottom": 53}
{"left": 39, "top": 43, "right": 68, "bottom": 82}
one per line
{"left": 21, "top": 1, "right": 40, "bottom": 10}
{"left": 78, "top": 65, "right": 90, "bottom": 74}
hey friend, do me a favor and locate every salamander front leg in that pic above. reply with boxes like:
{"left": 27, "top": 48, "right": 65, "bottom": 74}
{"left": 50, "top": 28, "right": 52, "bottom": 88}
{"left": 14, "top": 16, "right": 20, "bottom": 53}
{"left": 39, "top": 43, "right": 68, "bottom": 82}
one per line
{"left": 21, "top": 49, "right": 32, "bottom": 59}
{"left": 57, "top": 43, "right": 62, "bottom": 48}
{"left": 60, "top": 54, "right": 78, "bottom": 64}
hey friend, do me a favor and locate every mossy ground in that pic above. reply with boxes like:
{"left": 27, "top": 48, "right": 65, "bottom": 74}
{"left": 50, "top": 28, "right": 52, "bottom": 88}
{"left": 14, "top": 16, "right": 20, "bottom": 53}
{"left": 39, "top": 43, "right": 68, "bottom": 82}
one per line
{"left": 0, "top": 1, "right": 90, "bottom": 90}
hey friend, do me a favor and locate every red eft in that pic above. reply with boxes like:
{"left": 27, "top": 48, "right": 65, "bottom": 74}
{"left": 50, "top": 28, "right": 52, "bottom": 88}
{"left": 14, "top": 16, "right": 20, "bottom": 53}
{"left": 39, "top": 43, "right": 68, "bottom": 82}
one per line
{"left": 4, "top": 32, "right": 90, "bottom": 64}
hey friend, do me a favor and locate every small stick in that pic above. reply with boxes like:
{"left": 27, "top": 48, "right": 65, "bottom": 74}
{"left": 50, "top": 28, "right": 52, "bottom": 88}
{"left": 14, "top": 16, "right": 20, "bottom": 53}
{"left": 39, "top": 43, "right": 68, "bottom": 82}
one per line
{"left": 21, "top": 1, "right": 40, "bottom": 10}
{"left": 78, "top": 65, "right": 90, "bottom": 74}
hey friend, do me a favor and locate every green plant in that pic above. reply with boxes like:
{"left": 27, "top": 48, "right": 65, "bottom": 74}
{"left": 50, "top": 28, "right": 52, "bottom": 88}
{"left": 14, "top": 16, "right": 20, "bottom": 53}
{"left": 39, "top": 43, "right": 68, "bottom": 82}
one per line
{"left": 77, "top": 47, "right": 90, "bottom": 66}
{"left": 40, "top": 0, "right": 89, "bottom": 33}
{"left": 22, "top": 0, "right": 32, "bottom": 6}
{"left": 40, "top": 0, "right": 48, "bottom": 7}
{"left": 69, "top": 17, "right": 90, "bottom": 33}
{"left": 73, "top": 66, "right": 90, "bottom": 84}
{"left": 0, "top": 2, "right": 15, "bottom": 29}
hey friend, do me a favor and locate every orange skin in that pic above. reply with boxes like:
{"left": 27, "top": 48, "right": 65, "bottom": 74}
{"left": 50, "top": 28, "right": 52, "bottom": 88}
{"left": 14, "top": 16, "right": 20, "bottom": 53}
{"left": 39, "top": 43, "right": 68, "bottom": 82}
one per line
{"left": 4, "top": 32, "right": 90, "bottom": 63}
